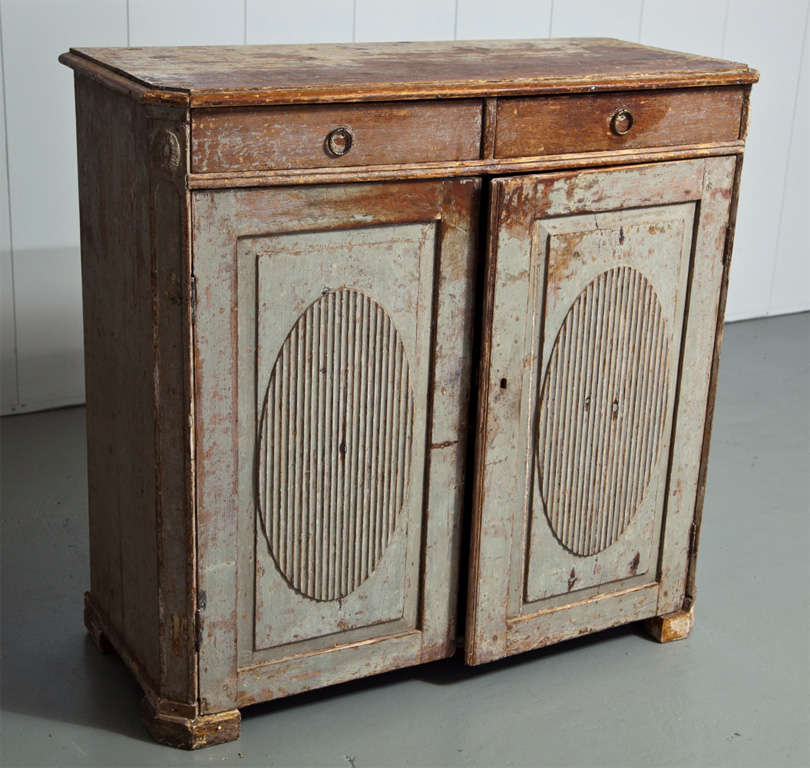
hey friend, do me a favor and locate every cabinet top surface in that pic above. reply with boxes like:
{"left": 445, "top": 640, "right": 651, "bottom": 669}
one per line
{"left": 60, "top": 38, "right": 757, "bottom": 108}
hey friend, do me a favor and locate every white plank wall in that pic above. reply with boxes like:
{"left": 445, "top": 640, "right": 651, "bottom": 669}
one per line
{"left": 0, "top": 0, "right": 807, "bottom": 414}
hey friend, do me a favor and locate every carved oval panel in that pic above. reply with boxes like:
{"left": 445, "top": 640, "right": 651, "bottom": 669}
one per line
{"left": 258, "top": 289, "right": 414, "bottom": 601}
{"left": 536, "top": 266, "right": 670, "bottom": 556}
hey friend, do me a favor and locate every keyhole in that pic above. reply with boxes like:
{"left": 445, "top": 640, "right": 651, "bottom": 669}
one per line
{"left": 500, "top": 378, "right": 508, "bottom": 390}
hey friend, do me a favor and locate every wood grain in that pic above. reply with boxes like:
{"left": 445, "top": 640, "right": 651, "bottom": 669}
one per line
{"left": 75, "top": 74, "right": 197, "bottom": 708}
{"left": 75, "top": 74, "right": 161, "bottom": 690}
{"left": 147, "top": 110, "right": 197, "bottom": 706}
{"left": 495, "top": 87, "right": 745, "bottom": 157}
{"left": 61, "top": 38, "right": 757, "bottom": 107}
{"left": 141, "top": 698, "right": 241, "bottom": 750}
{"left": 186, "top": 142, "right": 745, "bottom": 189}
{"left": 191, "top": 100, "right": 482, "bottom": 172}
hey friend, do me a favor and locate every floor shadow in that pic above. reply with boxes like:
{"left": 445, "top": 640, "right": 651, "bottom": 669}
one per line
{"left": 241, "top": 621, "right": 643, "bottom": 723}
{"left": 1, "top": 403, "right": 651, "bottom": 744}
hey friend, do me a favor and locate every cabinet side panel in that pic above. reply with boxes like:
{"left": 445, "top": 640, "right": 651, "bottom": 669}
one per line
{"left": 75, "top": 75, "right": 160, "bottom": 689}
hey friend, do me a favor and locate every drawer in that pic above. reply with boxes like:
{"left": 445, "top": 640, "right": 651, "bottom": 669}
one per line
{"left": 494, "top": 87, "right": 744, "bottom": 158}
{"left": 192, "top": 100, "right": 483, "bottom": 173}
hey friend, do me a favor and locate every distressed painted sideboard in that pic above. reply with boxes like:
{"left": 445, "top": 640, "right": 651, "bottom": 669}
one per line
{"left": 60, "top": 39, "right": 757, "bottom": 748}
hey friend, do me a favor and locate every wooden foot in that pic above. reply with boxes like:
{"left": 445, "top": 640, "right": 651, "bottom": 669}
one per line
{"left": 141, "top": 697, "right": 241, "bottom": 749}
{"left": 84, "top": 591, "right": 114, "bottom": 653}
{"left": 644, "top": 605, "right": 694, "bottom": 643}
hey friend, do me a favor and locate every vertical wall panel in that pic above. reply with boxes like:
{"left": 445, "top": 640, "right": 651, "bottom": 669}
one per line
{"left": 0, "top": 29, "right": 16, "bottom": 413}
{"left": 639, "top": 0, "right": 727, "bottom": 57}
{"left": 551, "top": 0, "right": 643, "bottom": 39}
{"left": 455, "top": 0, "right": 551, "bottom": 40}
{"left": 355, "top": 0, "right": 455, "bottom": 42}
{"left": 246, "top": 0, "right": 354, "bottom": 44}
{"left": 129, "top": 0, "right": 244, "bottom": 46}
{"left": 0, "top": 1, "right": 805, "bottom": 414}
{"left": 769, "top": 6, "right": 810, "bottom": 316}
{"left": 2, "top": 0, "right": 126, "bottom": 250}
{"left": 0, "top": 246, "right": 13, "bottom": 412}
{"left": 722, "top": 0, "right": 808, "bottom": 321}
{"left": 1, "top": 0, "right": 126, "bottom": 412}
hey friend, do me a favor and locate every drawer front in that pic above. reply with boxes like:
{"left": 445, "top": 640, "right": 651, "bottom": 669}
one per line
{"left": 494, "top": 87, "right": 744, "bottom": 158}
{"left": 192, "top": 100, "right": 482, "bottom": 173}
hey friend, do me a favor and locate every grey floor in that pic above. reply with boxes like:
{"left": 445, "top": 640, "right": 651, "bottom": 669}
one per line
{"left": 1, "top": 313, "right": 809, "bottom": 768}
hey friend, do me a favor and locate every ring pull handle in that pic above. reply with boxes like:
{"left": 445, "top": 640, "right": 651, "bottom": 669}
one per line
{"left": 324, "top": 127, "right": 353, "bottom": 157}
{"left": 610, "top": 108, "right": 634, "bottom": 136}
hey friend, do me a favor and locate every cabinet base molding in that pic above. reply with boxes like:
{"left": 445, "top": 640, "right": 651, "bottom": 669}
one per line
{"left": 84, "top": 593, "right": 205, "bottom": 731}
{"left": 86, "top": 591, "right": 241, "bottom": 747}
{"left": 83, "top": 592, "right": 161, "bottom": 702}
{"left": 141, "top": 699, "right": 241, "bottom": 750}
{"left": 644, "top": 606, "right": 695, "bottom": 643}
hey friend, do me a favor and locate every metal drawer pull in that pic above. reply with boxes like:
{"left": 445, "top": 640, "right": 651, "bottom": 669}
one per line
{"left": 324, "top": 126, "right": 353, "bottom": 157}
{"left": 610, "top": 107, "right": 634, "bottom": 135}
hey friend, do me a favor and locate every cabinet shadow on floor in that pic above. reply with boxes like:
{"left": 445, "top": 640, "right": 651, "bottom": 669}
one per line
{"left": 241, "top": 622, "right": 644, "bottom": 724}
{"left": 0, "top": 402, "right": 645, "bottom": 748}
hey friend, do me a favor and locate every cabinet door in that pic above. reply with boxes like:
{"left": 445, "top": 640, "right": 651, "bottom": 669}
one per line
{"left": 193, "top": 179, "right": 479, "bottom": 711}
{"left": 467, "top": 158, "right": 736, "bottom": 664}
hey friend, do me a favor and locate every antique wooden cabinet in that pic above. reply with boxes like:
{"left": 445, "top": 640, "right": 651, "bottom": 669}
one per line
{"left": 60, "top": 39, "right": 757, "bottom": 748}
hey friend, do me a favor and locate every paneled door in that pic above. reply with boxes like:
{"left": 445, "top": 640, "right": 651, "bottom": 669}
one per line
{"left": 467, "top": 158, "right": 735, "bottom": 664}
{"left": 192, "top": 179, "right": 479, "bottom": 710}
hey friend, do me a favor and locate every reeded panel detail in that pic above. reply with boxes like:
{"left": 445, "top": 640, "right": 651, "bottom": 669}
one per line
{"left": 537, "top": 266, "right": 670, "bottom": 557}
{"left": 258, "top": 289, "right": 414, "bottom": 601}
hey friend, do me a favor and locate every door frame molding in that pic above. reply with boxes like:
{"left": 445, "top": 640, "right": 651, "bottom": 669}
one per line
{"left": 466, "top": 158, "right": 737, "bottom": 665}
{"left": 191, "top": 178, "right": 481, "bottom": 711}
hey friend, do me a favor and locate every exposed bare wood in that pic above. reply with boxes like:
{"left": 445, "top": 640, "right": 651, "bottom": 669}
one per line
{"left": 481, "top": 98, "right": 498, "bottom": 159}
{"left": 58, "top": 52, "right": 187, "bottom": 105}
{"left": 61, "top": 39, "right": 757, "bottom": 108}
{"left": 495, "top": 87, "right": 744, "bottom": 158}
{"left": 141, "top": 698, "right": 240, "bottom": 750}
{"left": 191, "top": 100, "right": 482, "bottom": 172}
{"left": 644, "top": 606, "right": 695, "bottom": 643}
{"left": 186, "top": 141, "right": 745, "bottom": 189}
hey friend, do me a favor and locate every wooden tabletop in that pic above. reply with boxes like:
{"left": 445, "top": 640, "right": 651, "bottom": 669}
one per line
{"left": 60, "top": 38, "right": 758, "bottom": 108}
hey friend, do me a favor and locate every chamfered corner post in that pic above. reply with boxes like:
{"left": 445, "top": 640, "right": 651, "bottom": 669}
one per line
{"left": 141, "top": 698, "right": 241, "bottom": 750}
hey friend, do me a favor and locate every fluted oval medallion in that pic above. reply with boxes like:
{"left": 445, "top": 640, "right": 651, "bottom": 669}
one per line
{"left": 258, "top": 289, "right": 414, "bottom": 601}
{"left": 537, "top": 266, "right": 670, "bottom": 557}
